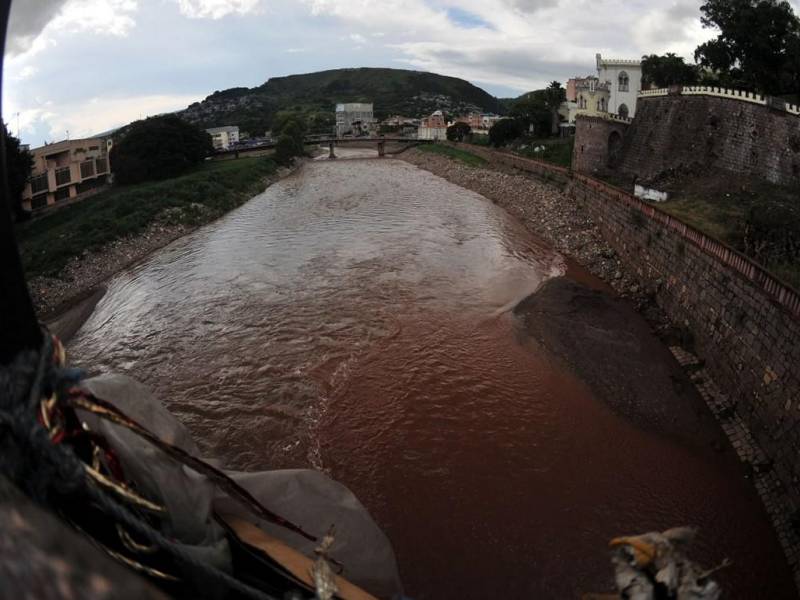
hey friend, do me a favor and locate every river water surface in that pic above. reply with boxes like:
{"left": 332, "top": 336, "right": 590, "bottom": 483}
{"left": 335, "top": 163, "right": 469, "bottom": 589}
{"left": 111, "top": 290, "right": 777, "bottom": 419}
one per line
{"left": 70, "top": 154, "right": 793, "bottom": 598}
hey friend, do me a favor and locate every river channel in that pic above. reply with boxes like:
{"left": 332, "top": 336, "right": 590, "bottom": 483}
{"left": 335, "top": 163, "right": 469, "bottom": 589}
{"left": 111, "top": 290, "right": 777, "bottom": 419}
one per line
{"left": 69, "top": 153, "right": 794, "bottom": 598}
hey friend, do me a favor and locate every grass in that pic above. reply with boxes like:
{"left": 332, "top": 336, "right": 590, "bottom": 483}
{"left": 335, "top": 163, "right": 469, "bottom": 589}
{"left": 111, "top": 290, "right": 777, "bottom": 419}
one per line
{"left": 513, "top": 136, "right": 574, "bottom": 169}
{"left": 655, "top": 174, "right": 800, "bottom": 290}
{"left": 16, "top": 157, "right": 276, "bottom": 279}
{"left": 417, "top": 143, "right": 487, "bottom": 167}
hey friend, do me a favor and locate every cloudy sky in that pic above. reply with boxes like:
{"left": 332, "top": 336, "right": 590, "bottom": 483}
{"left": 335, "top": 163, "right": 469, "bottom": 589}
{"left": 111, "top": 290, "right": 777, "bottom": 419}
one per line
{"left": 4, "top": 0, "right": 799, "bottom": 146}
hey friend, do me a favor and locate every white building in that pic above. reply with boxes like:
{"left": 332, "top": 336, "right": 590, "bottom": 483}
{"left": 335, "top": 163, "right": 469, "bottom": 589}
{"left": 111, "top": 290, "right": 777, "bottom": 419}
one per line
{"left": 335, "top": 103, "right": 375, "bottom": 137}
{"left": 596, "top": 54, "right": 642, "bottom": 119}
{"left": 206, "top": 126, "right": 240, "bottom": 150}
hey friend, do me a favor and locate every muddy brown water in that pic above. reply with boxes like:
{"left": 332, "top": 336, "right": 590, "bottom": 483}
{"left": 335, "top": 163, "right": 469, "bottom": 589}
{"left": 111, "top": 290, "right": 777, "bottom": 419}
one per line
{"left": 69, "top": 153, "right": 794, "bottom": 598}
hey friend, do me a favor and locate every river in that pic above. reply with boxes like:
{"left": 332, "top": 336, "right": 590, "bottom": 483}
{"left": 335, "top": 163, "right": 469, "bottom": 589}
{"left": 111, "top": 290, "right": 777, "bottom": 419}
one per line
{"left": 69, "top": 153, "right": 794, "bottom": 598}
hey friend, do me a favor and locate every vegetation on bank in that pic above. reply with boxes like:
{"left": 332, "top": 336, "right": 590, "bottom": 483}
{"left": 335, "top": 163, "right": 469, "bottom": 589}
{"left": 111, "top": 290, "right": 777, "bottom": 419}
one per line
{"left": 418, "top": 144, "right": 487, "bottom": 167}
{"left": 656, "top": 176, "right": 800, "bottom": 289}
{"left": 16, "top": 157, "right": 276, "bottom": 279}
{"left": 513, "top": 137, "right": 574, "bottom": 169}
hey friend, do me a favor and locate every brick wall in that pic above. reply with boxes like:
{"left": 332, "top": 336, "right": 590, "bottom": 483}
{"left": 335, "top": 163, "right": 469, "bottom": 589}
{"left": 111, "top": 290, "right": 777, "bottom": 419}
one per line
{"left": 454, "top": 144, "right": 800, "bottom": 511}
{"left": 618, "top": 95, "right": 800, "bottom": 187}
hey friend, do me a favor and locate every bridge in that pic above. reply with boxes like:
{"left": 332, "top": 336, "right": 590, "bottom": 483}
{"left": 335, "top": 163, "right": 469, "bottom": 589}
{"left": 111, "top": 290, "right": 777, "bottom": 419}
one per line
{"left": 214, "top": 136, "right": 433, "bottom": 159}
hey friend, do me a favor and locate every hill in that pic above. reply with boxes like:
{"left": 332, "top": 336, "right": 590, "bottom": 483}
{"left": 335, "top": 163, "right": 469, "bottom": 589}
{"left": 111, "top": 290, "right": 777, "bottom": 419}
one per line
{"left": 178, "top": 67, "right": 503, "bottom": 135}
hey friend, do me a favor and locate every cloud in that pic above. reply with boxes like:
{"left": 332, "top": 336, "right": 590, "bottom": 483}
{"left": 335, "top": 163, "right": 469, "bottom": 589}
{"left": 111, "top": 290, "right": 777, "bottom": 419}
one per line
{"left": 11, "top": 93, "right": 202, "bottom": 144}
{"left": 175, "top": 0, "right": 262, "bottom": 19}
{"left": 6, "top": 0, "right": 139, "bottom": 58}
{"left": 6, "top": 0, "right": 70, "bottom": 56}
{"left": 348, "top": 33, "right": 367, "bottom": 44}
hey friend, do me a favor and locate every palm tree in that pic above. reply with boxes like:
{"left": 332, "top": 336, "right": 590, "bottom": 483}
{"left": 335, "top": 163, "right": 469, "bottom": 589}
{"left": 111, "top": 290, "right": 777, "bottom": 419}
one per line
{"left": 544, "top": 81, "right": 566, "bottom": 136}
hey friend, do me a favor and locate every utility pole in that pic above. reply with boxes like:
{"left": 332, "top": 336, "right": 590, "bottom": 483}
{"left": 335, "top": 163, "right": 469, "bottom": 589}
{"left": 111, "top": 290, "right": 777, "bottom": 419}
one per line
{"left": 15, "top": 112, "right": 20, "bottom": 138}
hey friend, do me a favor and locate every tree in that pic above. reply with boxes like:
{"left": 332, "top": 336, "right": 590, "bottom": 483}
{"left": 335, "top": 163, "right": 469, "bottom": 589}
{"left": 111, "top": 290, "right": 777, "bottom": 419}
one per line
{"left": 447, "top": 122, "right": 471, "bottom": 142}
{"left": 509, "top": 92, "right": 550, "bottom": 137}
{"left": 273, "top": 116, "right": 307, "bottom": 156}
{"left": 488, "top": 118, "right": 524, "bottom": 147}
{"left": 694, "top": 0, "right": 800, "bottom": 97}
{"left": 273, "top": 134, "right": 297, "bottom": 166}
{"left": 641, "top": 53, "right": 701, "bottom": 88}
{"left": 111, "top": 116, "right": 212, "bottom": 185}
{"left": 2, "top": 124, "right": 34, "bottom": 221}
{"left": 544, "top": 81, "right": 566, "bottom": 136}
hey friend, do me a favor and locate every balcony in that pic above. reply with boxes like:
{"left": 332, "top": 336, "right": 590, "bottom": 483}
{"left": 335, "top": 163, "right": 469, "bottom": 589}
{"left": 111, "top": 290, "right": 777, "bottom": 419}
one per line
{"left": 55, "top": 166, "right": 71, "bottom": 186}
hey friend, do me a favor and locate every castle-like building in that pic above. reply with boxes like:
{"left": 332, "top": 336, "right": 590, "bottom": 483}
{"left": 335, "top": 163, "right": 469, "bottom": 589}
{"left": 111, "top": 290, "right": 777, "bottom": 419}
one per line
{"left": 595, "top": 54, "right": 642, "bottom": 118}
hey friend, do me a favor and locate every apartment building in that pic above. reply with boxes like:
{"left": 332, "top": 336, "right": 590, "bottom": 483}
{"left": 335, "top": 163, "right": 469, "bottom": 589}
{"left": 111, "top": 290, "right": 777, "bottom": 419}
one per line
{"left": 22, "top": 136, "right": 113, "bottom": 212}
{"left": 335, "top": 103, "right": 376, "bottom": 137}
{"left": 206, "top": 125, "right": 240, "bottom": 150}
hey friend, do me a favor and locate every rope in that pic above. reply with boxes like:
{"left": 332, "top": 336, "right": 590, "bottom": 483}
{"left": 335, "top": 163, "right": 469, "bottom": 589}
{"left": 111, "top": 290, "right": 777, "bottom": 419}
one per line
{"left": 0, "top": 334, "right": 281, "bottom": 600}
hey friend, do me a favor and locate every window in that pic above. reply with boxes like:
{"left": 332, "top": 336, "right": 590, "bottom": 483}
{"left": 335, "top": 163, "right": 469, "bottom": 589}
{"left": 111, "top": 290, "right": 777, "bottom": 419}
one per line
{"left": 55, "top": 187, "right": 70, "bottom": 202}
{"left": 95, "top": 158, "right": 108, "bottom": 174}
{"left": 618, "top": 104, "right": 630, "bottom": 119}
{"left": 80, "top": 160, "right": 95, "bottom": 179}
{"left": 30, "top": 173, "right": 49, "bottom": 194}
{"left": 31, "top": 194, "right": 48, "bottom": 209}
{"left": 55, "top": 167, "right": 71, "bottom": 186}
{"left": 618, "top": 71, "right": 629, "bottom": 92}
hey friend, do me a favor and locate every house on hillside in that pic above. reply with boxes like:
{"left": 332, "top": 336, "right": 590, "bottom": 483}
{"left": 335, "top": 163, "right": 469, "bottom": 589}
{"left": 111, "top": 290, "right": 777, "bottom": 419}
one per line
{"left": 596, "top": 54, "right": 642, "bottom": 118}
{"left": 22, "top": 136, "right": 113, "bottom": 212}
{"left": 417, "top": 110, "right": 448, "bottom": 140}
{"left": 206, "top": 126, "right": 240, "bottom": 150}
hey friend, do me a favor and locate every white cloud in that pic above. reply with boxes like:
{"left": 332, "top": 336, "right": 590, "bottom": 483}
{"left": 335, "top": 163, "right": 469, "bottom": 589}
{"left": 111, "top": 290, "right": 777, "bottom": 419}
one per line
{"left": 348, "top": 33, "right": 367, "bottom": 44}
{"left": 175, "top": 0, "right": 262, "bottom": 19}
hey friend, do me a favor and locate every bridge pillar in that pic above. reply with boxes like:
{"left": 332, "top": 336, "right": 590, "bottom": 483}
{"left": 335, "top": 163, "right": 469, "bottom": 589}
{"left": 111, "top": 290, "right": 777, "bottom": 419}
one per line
{"left": 378, "top": 141, "right": 385, "bottom": 158}
{"left": 328, "top": 142, "right": 336, "bottom": 159}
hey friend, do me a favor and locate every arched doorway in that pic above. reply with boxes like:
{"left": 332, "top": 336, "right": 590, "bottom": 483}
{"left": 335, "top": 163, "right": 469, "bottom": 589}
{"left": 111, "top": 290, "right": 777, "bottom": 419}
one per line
{"left": 608, "top": 131, "right": 623, "bottom": 168}
{"left": 618, "top": 104, "right": 629, "bottom": 119}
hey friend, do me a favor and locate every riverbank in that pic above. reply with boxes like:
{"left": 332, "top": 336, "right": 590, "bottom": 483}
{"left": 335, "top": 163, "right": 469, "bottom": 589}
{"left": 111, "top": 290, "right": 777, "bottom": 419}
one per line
{"left": 16, "top": 158, "right": 295, "bottom": 320}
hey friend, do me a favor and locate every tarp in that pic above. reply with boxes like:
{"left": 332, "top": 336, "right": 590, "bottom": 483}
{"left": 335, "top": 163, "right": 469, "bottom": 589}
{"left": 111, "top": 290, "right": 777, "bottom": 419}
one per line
{"left": 78, "top": 373, "right": 403, "bottom": 599}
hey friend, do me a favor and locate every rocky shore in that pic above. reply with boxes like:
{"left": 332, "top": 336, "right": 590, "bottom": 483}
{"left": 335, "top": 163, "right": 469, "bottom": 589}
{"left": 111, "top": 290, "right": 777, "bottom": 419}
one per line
{"left": 26, "top": 164, "right": 295, "bottom": 321}
{"left": 400, "top": 148, "right": 672, "bottom": 330}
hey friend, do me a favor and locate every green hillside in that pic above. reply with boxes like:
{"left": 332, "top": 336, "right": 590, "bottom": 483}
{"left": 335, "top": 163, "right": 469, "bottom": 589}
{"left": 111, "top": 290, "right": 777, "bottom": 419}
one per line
{"left": 178, "top": 67, "right": 503, "bottom": 136}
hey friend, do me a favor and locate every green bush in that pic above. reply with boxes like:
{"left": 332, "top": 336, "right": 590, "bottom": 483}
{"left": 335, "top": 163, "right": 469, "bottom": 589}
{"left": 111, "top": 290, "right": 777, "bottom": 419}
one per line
{"left": 489, "top": 118, "right": 524, "bottom": 147}
{"left": 274, "top": 134, "right": 298, "bottom": 166}
{"left": 111, "top": 115, "right": 213, "bottom": 185}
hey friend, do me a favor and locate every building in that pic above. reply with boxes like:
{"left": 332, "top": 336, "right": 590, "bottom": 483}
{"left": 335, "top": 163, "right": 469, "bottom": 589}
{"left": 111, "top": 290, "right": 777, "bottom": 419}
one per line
{"left": 596, "top": 54, "right": 642, "bottom": 118}
{"left": 575, "top": 77, "right": 611, "bottom": 117}
{"left": 206, "top": 126, "right": 240, "bottom": 150}
{"left": 335, "top": 103, "right": 376, "bottom": 137}
{"left": 22, "top": 137, "right": 112, "bottom": 212}
{"left": 417, "top": 110, "right": 448, "bottom": 140}
{"left": 454, "top": 112, "right": 503, "bottom": 134}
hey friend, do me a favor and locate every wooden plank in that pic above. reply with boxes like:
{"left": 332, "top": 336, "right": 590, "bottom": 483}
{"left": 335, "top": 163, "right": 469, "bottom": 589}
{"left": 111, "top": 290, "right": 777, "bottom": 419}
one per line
{"left": 219, "top": 514, "right": 378, "bottom": 600}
